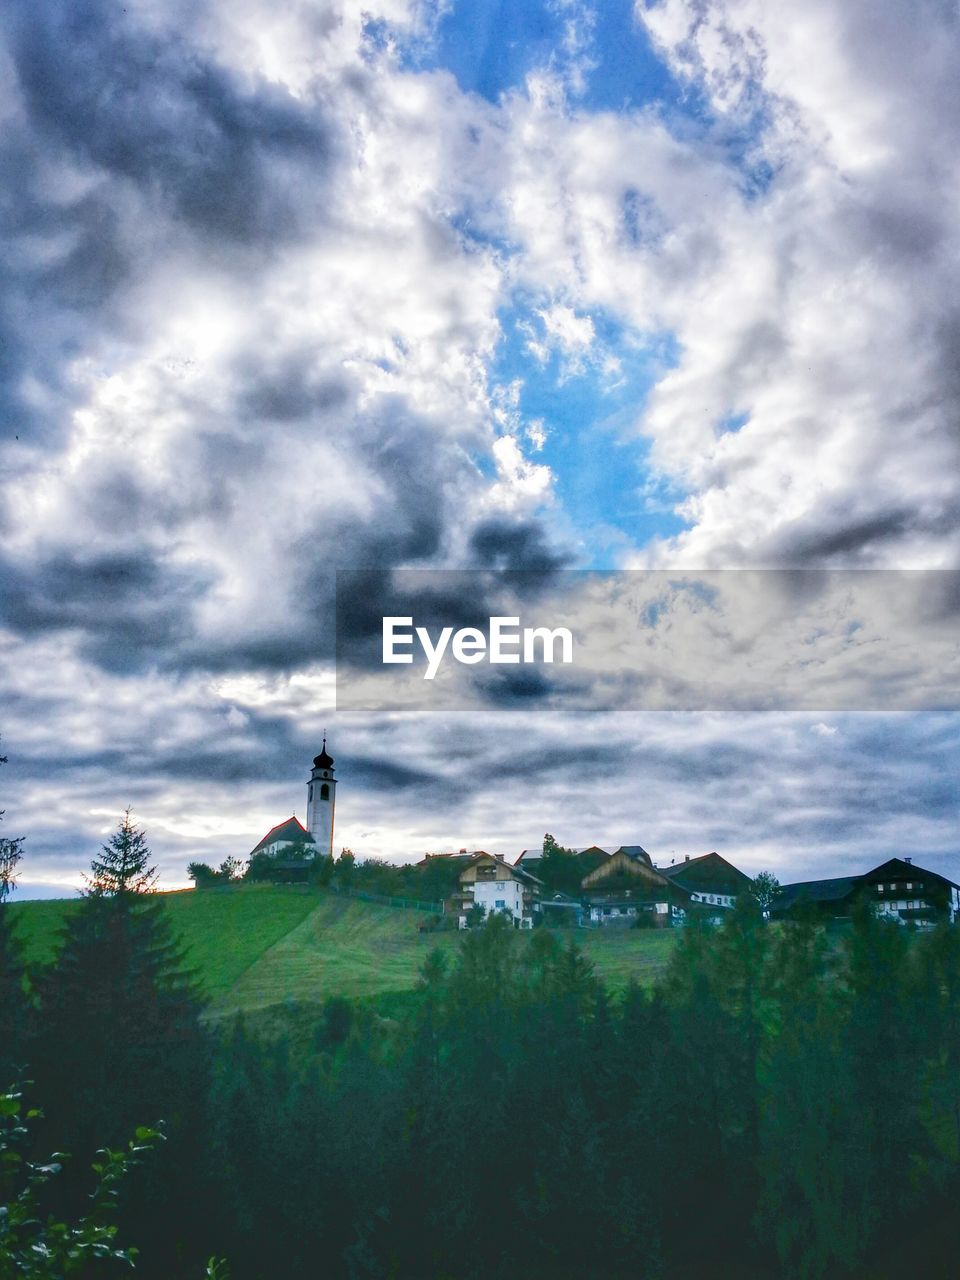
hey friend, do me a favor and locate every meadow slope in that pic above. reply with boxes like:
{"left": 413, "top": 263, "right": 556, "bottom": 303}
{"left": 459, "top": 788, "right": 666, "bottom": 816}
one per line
{"left": 9, "top": 885, "right": 677, "bottom": 1015}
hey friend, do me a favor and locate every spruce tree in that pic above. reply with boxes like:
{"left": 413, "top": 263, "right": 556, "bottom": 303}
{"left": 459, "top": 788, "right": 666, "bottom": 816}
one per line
{"left": 85, "top": 806, "right": 158, "bottom": 897}
{"left": 33, "top": 812, "right": 209, "bottom": 1270}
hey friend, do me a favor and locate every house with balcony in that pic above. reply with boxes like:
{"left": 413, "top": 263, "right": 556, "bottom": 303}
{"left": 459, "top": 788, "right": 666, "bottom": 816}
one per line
{"left": 454, "top": 852, "right": 543, "bottom": 929}
{"left": 580, "top": 846, "right": 691, "bottom": 927}
{"left": 771, "top": 857, "right": 960, "bottom": 925}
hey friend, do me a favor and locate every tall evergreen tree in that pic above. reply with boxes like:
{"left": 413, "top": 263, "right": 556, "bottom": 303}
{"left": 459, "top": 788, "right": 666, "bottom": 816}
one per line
{"left": 85, "top": 807, "right": 158, "bottom": 897}
{"left": 33, "top": 813, "right": 210, "bottom": 1274}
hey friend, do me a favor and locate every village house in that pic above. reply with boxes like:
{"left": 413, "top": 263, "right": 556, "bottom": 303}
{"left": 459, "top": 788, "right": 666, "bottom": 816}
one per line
{"left": 454, "top": 851, "right": 543, "bottom": 929}
{"left": 580, "top": 846, "right": 691, "bottom": 926}
{"left": 771, "top": 857, "right": 960, "bottom": 926}
{"left": 657, "top": 852, "right": 753, "bottom": 916}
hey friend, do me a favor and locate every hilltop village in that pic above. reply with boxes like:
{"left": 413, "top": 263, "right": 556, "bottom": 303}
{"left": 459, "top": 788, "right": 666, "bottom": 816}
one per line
{"left": 188, "top": 745, "right": 960, "bottom": 930}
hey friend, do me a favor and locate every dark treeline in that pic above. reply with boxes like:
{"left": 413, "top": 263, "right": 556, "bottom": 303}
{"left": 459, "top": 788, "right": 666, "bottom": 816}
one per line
{"left": 4, "top": 826, "right": 960, "bottom": 1277}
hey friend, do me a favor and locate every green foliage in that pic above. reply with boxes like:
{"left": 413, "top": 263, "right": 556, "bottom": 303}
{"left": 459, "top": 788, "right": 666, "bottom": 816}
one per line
{"left": 0, "top": 1084, "right": 163, "bottom": 1277}
{"left": 244, "top": 841, "right": 315, "bottom": 883}
{"left": 243, "top": 851, "right": 283, "bottom": 883}
{"left": 538, "top": 833, "right": 607, "bottom": 897}
{"left": 314, "top": 854, "right": 334, "bottom": 887}
{"left": 27, "top": 817, "right": 210, "bottom": 1280}
{"left": 0, "top": 740, "right": 24, "bottom": 906}
{"left": 750, "top": 869, "right": 782, "bottom": 915}
{"left": 9, "top": 867, "right": 960, "bottom": 1280}
{"left": 0, "top": 746, "right": 29, "bottom": 1083}
{"left": 333, "top": 849, "right": 355, "bottom": 889}
{"left": 188, "top": 861, "right": 221, "bottom": 888}
{"left": 0, "top": 1085, "right": 229, "bottom": 1279}
{"left": 190, "top": 858, "right": 245, "bottom": 888}
{"left": 463, "top": 901, "right": 486, "bottom": 929}
{"left": 0, "top": 837, "right": 22, "bottom": 906}
{"left": 86, "top": 809, "right": 158, "bottom": 897}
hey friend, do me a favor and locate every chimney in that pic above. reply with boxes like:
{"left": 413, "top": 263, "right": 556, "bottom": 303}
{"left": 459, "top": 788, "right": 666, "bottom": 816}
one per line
{"left": 459, "top": 848, "right": 467, "bottom": 854}
{"left": 904, "top": 856, "right": 912, "bottom": 864}
{"left": 685, "top": 855, "right": 690, "bottom": 862}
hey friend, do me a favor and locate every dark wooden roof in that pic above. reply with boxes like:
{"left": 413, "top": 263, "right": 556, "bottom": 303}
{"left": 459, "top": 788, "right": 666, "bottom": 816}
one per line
{"left": 775, "top": 857, "right": 960, "bottom": 912}
{"left": 614, "top": 845, "right": 652, "bottom": 865}
{"left": 660, "top": 852, "right": 752, "bottom": 887}
{"left": 861, "top": 857, "right": 960, "bottom": 891}
{"left": 459, "top": 850, "right": 544, "bottom": 887}
{"left": 774, "top": 876, "right": 862, "bottom": 911}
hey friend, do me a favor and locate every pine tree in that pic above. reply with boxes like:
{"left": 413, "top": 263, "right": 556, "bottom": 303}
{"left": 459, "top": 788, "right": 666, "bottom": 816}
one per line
{"left": 33, "top": 812, "right": 209, "bottom": 1270}
{"left": 85, "top": 807, "right": 158, "bottom": 897}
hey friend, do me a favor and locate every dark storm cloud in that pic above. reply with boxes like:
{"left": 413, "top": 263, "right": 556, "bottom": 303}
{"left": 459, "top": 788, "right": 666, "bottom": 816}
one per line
{"left": 0, "top": 0, "right": 334, "bottom": 449}
{"left": 9, "top": 0, "right": 331, "bottom": 246}
{"left": 0, "top": 0, "right": 577, "bottom": 695}
{"left": 469, "top": 516, "right": 573, "bottom": 576}
{"left": 0, "top": 137, "right": 130, "bottom": 445}
{"left": 773, "top": 507, "right": 915, "bottom": 562}
{"left": 345, "top": 756, "right": 455, "bottom": 795}
{"left": 0, "top": 547, "right": 213, "bottom": 672}
{"left": 237, "top": 353, "right": 352, "bottom": 424}
{"left": 478, "top": 666, "right": 557, "bottom": 704}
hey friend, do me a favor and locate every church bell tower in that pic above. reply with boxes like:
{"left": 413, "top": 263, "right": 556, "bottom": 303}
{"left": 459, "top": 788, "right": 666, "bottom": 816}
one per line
{"left": 306, "top": 738, "right": 336, "bottom": 857}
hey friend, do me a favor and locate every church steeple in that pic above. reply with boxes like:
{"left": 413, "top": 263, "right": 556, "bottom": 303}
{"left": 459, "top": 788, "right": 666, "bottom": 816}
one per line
{"left": 306, "top": 738, "right": 336, "bottom": 857}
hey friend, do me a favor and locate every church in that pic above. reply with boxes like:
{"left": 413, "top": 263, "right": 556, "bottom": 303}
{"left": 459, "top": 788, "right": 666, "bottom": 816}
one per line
{"left": 247, "top": 740, "right": 338, "bottom": 865}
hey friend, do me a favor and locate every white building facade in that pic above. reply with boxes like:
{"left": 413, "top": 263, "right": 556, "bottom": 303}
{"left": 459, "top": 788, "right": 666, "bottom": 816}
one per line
{"left": 306, "top": 739, "right": 337, "bottom": 858}
{"left": 455, "top": 853, "right": 541, "bottom": 929}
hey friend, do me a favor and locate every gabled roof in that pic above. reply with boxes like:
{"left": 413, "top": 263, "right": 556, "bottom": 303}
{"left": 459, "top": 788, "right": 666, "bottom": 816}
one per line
{"left": 660, "top": 852, "right": 752, "bottom": 885}
{"left": 614, "top": 845, "right": 651, "bottom": 865}
{"left": 249, "top": 816, "right": 316, "bottom": 856}
{"left": 461, "top": 850, "right": 543, "bottom": 887}
{"left": 863, "top": 857, "right": 960, "bottom": 891}
{"left": 774, "top": 876, "right": 863, "bottom": 910}
{"left": 416, "top": 851, "right": 481, "bottom": 867}
{"left": 581, "top": 848, "right": 673, "bottom": 893}
{"left": 775, "top": 857, "right": 960, "bottom": 912}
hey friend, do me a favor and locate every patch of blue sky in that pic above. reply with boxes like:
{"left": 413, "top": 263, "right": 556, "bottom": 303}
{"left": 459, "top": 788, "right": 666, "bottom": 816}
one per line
{"left": 492, "top": 300, "right": 688, "bottom": 565}
{"left": 388, "top": 0, "right": 688, "bottom": 117}
{"left": 378, "top": 1, "right": 774, "bottom": 194}
{"left": 717, "top": 410, "right": 750, "bottom": 436}
{"left": 574, "top": 0, "right": 695, "bottom": 117}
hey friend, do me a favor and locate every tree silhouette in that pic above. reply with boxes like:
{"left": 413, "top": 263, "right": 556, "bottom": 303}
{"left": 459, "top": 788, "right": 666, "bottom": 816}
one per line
{"left": 85, "top": 807, "right": 158, "bottom": 897}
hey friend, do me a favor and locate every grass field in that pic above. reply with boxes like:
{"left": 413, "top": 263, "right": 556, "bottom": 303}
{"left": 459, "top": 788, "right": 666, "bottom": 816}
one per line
{"left": 9, "top": 886, "right": 677, "bottom": 1016}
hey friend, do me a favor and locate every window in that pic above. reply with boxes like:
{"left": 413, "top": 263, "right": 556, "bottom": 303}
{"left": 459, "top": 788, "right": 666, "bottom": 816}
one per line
{"left": 495, "top": 899, "right": 505, "bottom": 909}
{"left": 320, "top": 783, "right": 330, "bottom": 801}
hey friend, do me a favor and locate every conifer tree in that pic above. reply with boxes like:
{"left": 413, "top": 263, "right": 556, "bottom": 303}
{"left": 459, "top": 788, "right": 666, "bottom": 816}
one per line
{"left": 33, "top": 811, "right": 209, "bottom": 1269}
{"left": 85, "top": 806, "right": 158, "bottom": 897}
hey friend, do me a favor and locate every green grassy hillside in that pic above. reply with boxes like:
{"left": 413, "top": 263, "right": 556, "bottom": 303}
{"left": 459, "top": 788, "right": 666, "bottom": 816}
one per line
{"left": 9, "top": 886, "right": 677, "bottom": 1016}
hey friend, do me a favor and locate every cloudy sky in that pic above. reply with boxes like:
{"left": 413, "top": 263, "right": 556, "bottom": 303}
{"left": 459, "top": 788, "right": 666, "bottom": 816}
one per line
{"left": 2, "top": 0, "right": 959, "bottom": 896}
